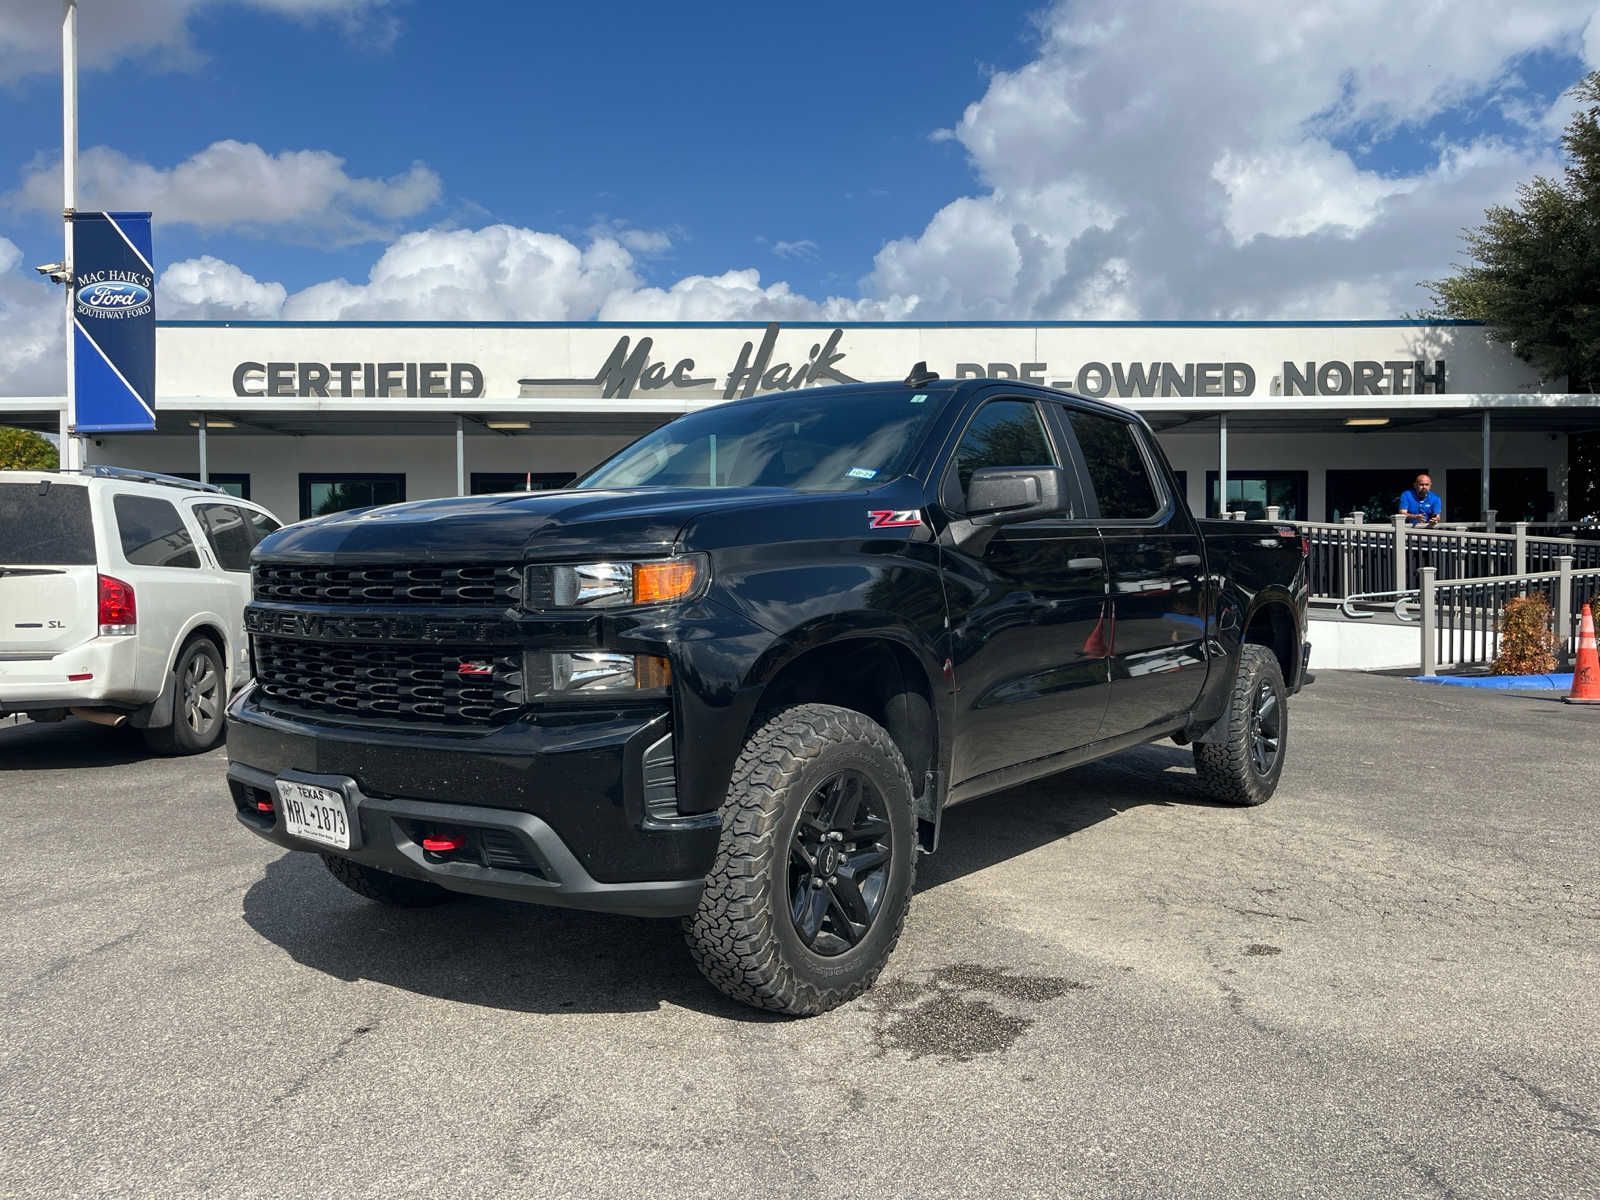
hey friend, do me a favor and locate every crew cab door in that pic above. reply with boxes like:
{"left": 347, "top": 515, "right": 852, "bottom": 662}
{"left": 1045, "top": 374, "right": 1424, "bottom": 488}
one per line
{"left": 937, "top": 396, "right": 1110, "bottom": 786}
{"left": 1058, "top": 407, "right": 1209, "bottom": 736}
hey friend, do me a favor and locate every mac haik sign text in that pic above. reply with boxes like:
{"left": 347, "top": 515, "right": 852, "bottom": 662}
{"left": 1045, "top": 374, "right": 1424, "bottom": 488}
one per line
{"left": 189, "top": 322, "right": 1537, "bottom": 403}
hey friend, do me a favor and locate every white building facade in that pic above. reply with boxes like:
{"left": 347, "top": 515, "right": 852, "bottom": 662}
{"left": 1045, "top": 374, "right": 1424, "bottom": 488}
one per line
{"left": 7, "top": 319, "right": 1597, "bottom": 525}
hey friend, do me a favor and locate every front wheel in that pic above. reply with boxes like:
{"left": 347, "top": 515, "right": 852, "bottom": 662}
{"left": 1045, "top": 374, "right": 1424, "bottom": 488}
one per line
{"left": 684, "top": 703, "right": 916, "bottom": 1016}
{"left": 1194, "top": 643, "right": 1288, "bottom": 806}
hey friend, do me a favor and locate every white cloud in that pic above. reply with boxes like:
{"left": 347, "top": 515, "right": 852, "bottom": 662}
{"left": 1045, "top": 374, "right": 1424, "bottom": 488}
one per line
{"left": 0, "top": 236, "right": 64, "bottom": 395}
{"left": 0, "top": 0, "right": 394, "bottom": 84}
{"left": 847, "top": 0, "right": 1600, "bottom": 319}
{"left": 14, "top": 141, "right": 440, "bottom": 244}
{"left": 158, "top": 255, "right": 286, "bottom": 319}
{"left": 771, "top": 239, "right": 819, "bottom": 260}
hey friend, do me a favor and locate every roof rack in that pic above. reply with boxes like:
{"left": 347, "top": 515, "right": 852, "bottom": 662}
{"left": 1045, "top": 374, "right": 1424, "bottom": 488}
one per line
{"left": 77, "top": 465, "right": 227, "bottom": 494}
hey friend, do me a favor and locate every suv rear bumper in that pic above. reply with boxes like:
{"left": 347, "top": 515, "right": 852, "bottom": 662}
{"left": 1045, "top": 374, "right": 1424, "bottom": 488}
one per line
{"left": 0, "top": 636, "right": 150, "bottom": 712}
{"left": 225, "top": 689, "right": 719, "bottom": 917}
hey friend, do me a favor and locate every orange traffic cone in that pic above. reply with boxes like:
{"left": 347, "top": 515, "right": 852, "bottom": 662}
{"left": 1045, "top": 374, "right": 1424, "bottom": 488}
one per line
{"left": 1565, "top": 603, "right": 1600, "bottom": 705}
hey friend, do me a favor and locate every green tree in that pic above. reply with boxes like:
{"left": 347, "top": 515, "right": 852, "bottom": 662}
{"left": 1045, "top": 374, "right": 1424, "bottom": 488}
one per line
{"left": 0, "top": 426, "right": 57, "bottom": 470}
{"left": 1426, "top": 71, "right": 1600, "bottom": 516}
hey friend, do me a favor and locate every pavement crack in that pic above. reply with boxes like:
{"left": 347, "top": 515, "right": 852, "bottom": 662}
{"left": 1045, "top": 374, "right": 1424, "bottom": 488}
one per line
{"left": 273, "top": 1021, "right": 378, "bottom": 1104}
{"left": 1495, "top": 1068, "right": 1600, "bottom": 1137}
{"left": 8, "top": 929, "right": 141, "bottom": 998}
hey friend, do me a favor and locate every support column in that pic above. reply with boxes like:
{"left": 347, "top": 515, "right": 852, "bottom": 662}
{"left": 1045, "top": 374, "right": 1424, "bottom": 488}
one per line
{"left": 198, "top": 413, "right": 208, "bottom": 485}
{"left": 455, "top": 416, "right": 465, "bottom": 496}
{"left": 60, "top": 0, "right": 81, "bottom": 471}
{"left": 1217, "top": 413, "right": 1228, "bottom": 520}
{"left": 1480, "top": 409, "right": 1491, "bottom": 521}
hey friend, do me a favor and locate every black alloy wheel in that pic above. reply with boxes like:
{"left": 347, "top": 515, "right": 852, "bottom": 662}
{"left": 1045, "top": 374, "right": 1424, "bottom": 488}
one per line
{"left": 787, "top": 769, "right": 893, "bottom": 957}
{"left": 1248, "top": 680, "right": 1283, "bottom": 776}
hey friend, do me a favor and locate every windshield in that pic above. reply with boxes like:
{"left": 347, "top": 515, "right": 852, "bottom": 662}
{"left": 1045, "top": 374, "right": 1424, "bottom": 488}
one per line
{"left": 577, "top": 388, "right": 949, "bottom": 493}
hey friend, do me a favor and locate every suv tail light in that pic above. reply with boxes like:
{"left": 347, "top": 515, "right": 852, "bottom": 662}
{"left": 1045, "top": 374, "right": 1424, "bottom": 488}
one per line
{"left": 98, "top": 574, "right": 137, "bottom": 635}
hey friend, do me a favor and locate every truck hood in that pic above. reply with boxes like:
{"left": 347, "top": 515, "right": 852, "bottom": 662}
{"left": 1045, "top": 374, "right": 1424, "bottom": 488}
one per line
{"left": 255, "top": 486, "right": 809, "bottom": 563}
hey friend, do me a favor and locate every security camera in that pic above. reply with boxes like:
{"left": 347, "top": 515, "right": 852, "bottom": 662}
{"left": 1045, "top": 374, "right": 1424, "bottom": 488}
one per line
{"left": 34, "top": 263, "right": 72, "bottom": 285}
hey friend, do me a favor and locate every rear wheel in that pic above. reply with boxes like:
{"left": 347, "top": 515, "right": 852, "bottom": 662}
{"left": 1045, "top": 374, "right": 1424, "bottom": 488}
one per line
{"left": 321, "top": 855, "right": 453, "bottom": 907}
{"left": 684, "top": 703, "right": 916, "bottom": 1016}
{"left": 141, "top": 638, "right": 225, "bottom": 756}
{"left": 1194, "top": 643, "right": 1287, "bottom": 806}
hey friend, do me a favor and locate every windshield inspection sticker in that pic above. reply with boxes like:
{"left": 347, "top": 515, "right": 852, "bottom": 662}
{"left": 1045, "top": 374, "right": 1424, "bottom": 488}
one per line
{"left": 911, "top": 394, "right": 928, "bottom": 404}
{"left": 868, "top": 509, "right": 922, "bottom": 529}
{"left": 847, "top": 467, "right": 878, "bottom": 480}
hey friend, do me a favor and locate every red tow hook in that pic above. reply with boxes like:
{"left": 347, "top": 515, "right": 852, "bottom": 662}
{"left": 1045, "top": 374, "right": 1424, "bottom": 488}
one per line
{"left": 254, "top": 798, "right": 274, "bottom": 813}
{"left": 421, "top": 832, "right": 466, "bottom": 853}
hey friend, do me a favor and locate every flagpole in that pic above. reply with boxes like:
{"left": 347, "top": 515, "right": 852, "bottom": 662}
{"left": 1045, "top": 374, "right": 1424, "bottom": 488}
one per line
{"left": 61, "top": 0, "right": 80, "bottom": 470}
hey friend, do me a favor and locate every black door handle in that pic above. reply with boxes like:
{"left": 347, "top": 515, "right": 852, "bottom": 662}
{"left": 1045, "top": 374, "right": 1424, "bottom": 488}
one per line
{"left": 1067, "top": 556, "right": 1103, "bottom": 571}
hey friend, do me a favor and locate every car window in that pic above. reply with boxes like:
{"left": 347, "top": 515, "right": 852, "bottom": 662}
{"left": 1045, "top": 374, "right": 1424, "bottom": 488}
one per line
{"left": 196, "top": 503, "right": 253, "bottom": 572}
{"left": 112, "top": 494, "right": 201, "bottom": 569}
{"left": 240, "top": 508, "right": 281, "bottom": 547}
{"left": 1066, "top": 410, "right": 1162, "bottom": 520}
{"left": 0, "top": 482, "right": 94, "bottom": 565}
{"left": 949, "top": 399, "right": 1057, "bottom": 495}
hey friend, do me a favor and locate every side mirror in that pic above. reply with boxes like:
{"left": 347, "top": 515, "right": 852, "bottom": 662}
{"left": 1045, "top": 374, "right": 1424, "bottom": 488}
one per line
{"left": 965, "top": 466, "right": 1068, "bottom": 524}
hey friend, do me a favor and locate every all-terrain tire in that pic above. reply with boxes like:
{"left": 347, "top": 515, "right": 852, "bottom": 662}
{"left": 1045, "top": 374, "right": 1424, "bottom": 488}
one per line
{"left": 141, "top": 637, "right": 226, "bottom": 756}
{"left": 684, "top": 703, "right": 917, "bottom": 1016}
{"left": 321, "top": 854, "right": 454, "bottom": 907}
{"left": 1194, "top": 643, "right": 1288, "bottom": 806}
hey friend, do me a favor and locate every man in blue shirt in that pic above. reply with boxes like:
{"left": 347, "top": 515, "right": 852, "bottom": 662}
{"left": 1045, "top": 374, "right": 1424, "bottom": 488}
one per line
{"left": 1399, "top": 473, "right": 1442, "bottom": 526}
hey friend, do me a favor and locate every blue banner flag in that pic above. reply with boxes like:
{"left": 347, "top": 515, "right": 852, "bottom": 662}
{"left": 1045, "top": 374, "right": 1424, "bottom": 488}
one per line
{"left": 72, "top": 211, "right": 156, "bottom": 432}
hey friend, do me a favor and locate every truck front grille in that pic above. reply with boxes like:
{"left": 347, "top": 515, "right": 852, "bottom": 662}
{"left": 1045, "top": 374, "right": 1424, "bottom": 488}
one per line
{"left": 253, "top": 563, "right": 521, "bottom": 608}
{"left": 253, "top": 636, "right": 522, "bottom": 725}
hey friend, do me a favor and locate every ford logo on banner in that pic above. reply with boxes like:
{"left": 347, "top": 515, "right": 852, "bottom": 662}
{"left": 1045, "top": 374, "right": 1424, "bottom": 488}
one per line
{"left": 79, "top": 281, "right": 152, "bottom": 309}
{"left": 71, "top": 211, "right": 157, "bottom": 432}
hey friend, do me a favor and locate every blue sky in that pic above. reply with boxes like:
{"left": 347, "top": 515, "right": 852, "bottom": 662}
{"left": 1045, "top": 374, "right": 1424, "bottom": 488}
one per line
{"left": 1, "top": 0, "right": 1049, "bottom": 298}
{"left": 1, "top": 0, "right": 1598, "bottom": 391}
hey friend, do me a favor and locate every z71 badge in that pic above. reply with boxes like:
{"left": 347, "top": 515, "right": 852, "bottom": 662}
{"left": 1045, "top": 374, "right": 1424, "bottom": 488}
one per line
{"left": 868, "top": 509, "right": 922, "bottom": 529}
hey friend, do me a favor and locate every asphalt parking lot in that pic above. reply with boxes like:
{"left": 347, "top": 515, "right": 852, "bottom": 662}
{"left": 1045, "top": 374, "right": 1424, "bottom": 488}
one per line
{"left": 2, "top": 672, "right": 1597, "bottom": 1199}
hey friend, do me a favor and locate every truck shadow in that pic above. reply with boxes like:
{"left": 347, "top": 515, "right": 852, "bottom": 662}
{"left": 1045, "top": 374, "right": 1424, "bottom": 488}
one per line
{"left": 240, "top": 741, "right": 1217, "bottom": 1019}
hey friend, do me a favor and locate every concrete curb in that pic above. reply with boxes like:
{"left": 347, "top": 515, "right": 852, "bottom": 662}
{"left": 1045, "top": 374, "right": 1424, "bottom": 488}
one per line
{"left": 1413, "top": 672, "right": 1574, "bottom": 690}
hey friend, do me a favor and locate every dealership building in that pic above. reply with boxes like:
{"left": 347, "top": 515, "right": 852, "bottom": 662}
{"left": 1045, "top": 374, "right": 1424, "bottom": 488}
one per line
{"left": 5, "top": 319, "right": 1597, "bottom": 525}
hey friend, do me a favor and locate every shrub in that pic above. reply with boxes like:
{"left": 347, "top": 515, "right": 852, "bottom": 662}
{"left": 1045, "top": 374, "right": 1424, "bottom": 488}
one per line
{"left": 0, "top": 426, "right": 56, "bottom": 470}
{"left": 1493, "top": 593, "right": 1558, "bottom": 675}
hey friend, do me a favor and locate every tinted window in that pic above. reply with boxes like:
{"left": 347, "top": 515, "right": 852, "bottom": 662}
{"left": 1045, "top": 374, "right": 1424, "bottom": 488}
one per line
{"left": 0, "top": 482, "right": 94, "bottom": 565}
{"left": 300, "top": 474, "right": 405, "bottom": 519}
{"left": 196, "top": 503, "right": 253, "bottom": 572}
{"left": 950, "top": 400, "right": 1056, "bottom": 494}
{"left": 242, "top": 509, "right": 281, "bottom": 546}
{"left": 1067, "top": 411, "right": 1161, "bottom": 520}
{"left": 112, "top": 495, "right": 200, "bottom": 568}
{"left": 578, "top": 388, "right": 949, "bottom": 493}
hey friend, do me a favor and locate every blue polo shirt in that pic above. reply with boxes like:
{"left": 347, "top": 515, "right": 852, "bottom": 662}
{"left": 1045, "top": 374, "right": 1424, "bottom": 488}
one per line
{"left": 1399, "top": 488, "right": 1441, "bottom": 525}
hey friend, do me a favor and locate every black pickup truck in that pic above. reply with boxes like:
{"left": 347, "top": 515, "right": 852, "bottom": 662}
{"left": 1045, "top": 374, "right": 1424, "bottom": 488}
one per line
{"left": 227, "top": 372, "right": 1309, "bottom": 1015}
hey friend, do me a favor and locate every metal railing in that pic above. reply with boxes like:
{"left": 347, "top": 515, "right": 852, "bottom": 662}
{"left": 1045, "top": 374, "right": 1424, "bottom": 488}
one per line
{"left": 1417, "top": 557, "right": 1600, "bottom": 675}
{"left": 1304, "top": 515, "right": 1600, "bottom": 600}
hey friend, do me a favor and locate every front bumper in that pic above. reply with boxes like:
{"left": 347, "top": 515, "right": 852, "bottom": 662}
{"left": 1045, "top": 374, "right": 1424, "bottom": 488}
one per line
{"left": 229, "top": 763, "right": 705, "bottom": 917}
{"left": 225, "top": 689, "right": 719, "bottom": 918}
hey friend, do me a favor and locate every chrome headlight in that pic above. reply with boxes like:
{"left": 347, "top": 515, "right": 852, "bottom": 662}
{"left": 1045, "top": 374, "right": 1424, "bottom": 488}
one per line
{"left": 526, "top": 651, "right": 672, "bottom": 695}
{"left": 527, "top": 555, "right": 707, "bottom": 610}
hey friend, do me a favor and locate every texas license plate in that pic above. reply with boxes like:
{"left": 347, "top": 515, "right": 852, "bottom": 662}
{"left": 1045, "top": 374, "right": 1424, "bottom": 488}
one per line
{"left": 275, "top": 780, "right": 351, "bottom": 850}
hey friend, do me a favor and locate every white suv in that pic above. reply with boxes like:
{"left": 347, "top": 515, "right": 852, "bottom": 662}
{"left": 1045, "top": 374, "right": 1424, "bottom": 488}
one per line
{"left": 0, "top": 466, "right": 282, "bottom": 753}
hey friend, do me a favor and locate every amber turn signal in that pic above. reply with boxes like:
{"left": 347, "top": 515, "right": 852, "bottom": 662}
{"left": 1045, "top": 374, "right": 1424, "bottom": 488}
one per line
{"left": 632, "top": 559, "right": 701, "bottom": 604}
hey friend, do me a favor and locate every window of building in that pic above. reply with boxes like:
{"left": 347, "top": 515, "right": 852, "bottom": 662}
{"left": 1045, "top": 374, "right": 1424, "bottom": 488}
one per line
{"left": 194, "top": 503, "right": 254, "bottom": 572}
{"left": 469, "top": 472, "right": 577, "bottom": 495}
{"left": 1325, "top": 469, "right": 1409, "bottom": 523}
{"left": 1205, "top": 471, "right": 1308, "bottom": 520}
{"left": 176, "top": 473, "right": 250, "bottom": 500}
{"left": 112, "top": 494, "right": 200, "bottom": 568}
{"left": 949, "top": 400, "right": 1056, "bottom": 497}
{"left": 1067, "top": 410, "right": 1161, "bottom": 519}
{"left": 1444, "top": 468, "right": 1552, "bottom": 522}
{"left": 299, "top": 474, "right": 405, "bottom": 520}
